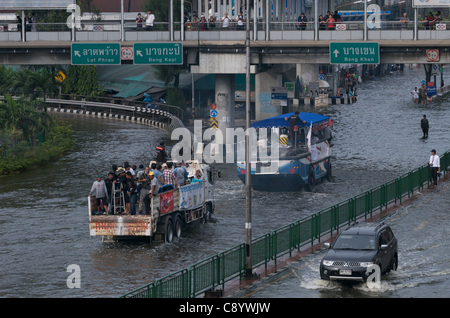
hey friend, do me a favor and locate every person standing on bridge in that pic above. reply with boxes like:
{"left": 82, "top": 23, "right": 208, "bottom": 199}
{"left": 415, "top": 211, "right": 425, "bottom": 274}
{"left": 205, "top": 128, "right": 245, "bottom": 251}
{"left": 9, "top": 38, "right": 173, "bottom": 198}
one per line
{"left": 297, "top": 13, "right": 308, "bottom": 30}
{"left": 400, "top": 13, "right": 409, "bottom": 30}
{"left": 326, "top": 14, "right": 335, "bottom": 30}
{"left": 145, "top": 9, "right": 155, "bottom": 31}
{"left": 421, "top": 114, "right": 429, "bottom": 138}
{"left": 136, "top": 13, "right": 144, "bottom": 29}
{"left": 222, "top": 12, "right": 231, "bottom": 28}
{"left": 318, "top": 15, "right": 326, "bottom": 30}
{"left": 429, "top": 149, "right": 440, "bottom": 187}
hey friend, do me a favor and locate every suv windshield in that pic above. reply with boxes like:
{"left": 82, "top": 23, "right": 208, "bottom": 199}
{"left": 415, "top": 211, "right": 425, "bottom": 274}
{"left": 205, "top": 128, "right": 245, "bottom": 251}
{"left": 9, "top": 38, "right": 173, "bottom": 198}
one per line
{"left": 333, "top": 234, "right": 376, "bottom": 250}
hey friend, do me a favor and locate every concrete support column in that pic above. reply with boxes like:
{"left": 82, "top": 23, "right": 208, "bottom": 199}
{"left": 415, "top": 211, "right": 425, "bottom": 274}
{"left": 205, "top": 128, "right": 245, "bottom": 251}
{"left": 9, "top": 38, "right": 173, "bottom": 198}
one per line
{"left": 265, "top": 0, "right": 270, "bottom": 41}
{"left": 255, "top": 69, "right": 283, "bottom": 121}
{"left": 215, "top": 74, "right": 235, "bottom": 139}
{"left": 296, "top": 63, "right": 319, "bottom": 91}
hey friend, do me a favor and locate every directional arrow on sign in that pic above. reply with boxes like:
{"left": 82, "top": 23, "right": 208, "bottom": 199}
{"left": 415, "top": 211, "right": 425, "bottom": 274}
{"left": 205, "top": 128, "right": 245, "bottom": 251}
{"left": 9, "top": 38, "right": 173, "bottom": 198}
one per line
{"left": 74, "top": 51, "right": 81, "bottom": 57}
{"left": 137, "top": 50, "right": 143, "bottom": 57}
{"left": 333, "top": 49, "right": 339, "bottom": 58}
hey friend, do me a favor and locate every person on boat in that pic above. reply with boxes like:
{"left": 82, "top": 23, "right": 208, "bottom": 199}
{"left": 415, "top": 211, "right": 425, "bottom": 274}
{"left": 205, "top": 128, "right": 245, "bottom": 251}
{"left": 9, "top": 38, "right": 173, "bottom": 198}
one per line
{"left": 89, "top": 174, "right": 108, "bottom": 215}
{"left": 285, "top": 111, "right": 306, "bottom": 144}
{"left": 155, "top": 141, "right": 168, "bottom": 164}
{"left": 143, "top": 172, "right": 160, "bottom": 214}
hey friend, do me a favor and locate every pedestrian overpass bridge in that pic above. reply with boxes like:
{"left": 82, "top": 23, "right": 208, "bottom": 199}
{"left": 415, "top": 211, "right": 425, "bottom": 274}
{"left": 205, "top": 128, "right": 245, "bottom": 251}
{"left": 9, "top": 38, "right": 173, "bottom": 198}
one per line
{"left": 1, "top": 9, "right": 448, "bottom": 125}
{"left": 1, "top": 7, "right": 450, "bottom": 66}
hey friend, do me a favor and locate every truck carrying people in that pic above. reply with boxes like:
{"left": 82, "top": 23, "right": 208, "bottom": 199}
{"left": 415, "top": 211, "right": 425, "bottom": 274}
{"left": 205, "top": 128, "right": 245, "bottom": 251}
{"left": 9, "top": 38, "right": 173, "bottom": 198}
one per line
{"left": 89, "top": 159, "right": 218, "bottom": 243}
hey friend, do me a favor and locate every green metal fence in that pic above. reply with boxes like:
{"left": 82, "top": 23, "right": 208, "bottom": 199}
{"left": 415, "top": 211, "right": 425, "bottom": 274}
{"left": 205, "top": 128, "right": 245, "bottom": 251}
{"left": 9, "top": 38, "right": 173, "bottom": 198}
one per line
{"left": 120, "top": 151, "right": 450, "bottom": 298}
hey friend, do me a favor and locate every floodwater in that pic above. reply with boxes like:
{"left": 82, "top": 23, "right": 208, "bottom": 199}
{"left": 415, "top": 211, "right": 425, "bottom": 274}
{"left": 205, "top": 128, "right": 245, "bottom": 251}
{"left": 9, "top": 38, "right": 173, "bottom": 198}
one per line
{"left": 1, "top": 66, "right": 450, "bottom": 298}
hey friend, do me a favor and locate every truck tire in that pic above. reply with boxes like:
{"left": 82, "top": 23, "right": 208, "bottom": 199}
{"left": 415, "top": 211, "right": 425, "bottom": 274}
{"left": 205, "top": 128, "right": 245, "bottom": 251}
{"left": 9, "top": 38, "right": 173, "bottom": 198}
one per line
{"left": 203, "top": 204, "right": 212, "bottom": 224}
{"left": 174, "top": 216, "right": 182, "bottom": 238}
{"left": 165, "top": 219, "right": 174, "bottom": 243}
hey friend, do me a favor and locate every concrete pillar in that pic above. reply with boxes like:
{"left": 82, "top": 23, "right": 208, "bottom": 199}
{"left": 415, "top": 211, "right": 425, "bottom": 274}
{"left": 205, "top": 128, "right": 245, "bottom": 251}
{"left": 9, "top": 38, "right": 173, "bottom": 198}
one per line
{"left": 296, "top": 63, "right": 319, "bottom": 92}
{"left": 215, "top": 74, "right": 235, "bottom": 140}
{"left": 255, "top": 69, "right": 283, "bottom": 121}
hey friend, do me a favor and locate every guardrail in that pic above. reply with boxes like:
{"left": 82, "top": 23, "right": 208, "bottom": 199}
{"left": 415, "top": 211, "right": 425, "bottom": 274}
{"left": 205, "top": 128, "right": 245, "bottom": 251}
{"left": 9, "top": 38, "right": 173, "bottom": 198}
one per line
{"left": 0, "top": 94, "right": 187, "bottom": 135}
{"left": 55, "top": 94, "right": 185, "bottom": 121}
{"left": 120, "top": 150, "right": 450, "bottom": 298}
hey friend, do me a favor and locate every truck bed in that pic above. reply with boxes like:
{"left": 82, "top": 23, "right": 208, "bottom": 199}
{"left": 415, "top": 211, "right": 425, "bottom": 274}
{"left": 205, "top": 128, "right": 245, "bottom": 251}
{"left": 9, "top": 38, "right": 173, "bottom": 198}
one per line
{"left": 89, "top": 215, "right": 152, "bottom": 236}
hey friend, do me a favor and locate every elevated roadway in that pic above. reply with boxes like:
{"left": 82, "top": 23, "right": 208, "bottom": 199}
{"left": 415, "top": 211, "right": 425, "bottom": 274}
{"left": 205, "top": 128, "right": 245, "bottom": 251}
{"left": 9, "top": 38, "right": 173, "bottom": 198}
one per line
{"left": 1, "top": 39, "right": 450, "bottom": 65}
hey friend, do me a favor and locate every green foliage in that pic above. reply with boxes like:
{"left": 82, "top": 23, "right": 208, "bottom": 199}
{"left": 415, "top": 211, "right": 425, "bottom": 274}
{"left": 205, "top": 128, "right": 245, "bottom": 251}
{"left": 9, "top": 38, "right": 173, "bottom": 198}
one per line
{"left": 29, "top": 68, "right": 61, "bottom": 109}
{"left": 153, "top": 65, "right": 183, "bottom": 89}
{"left": 0, "top": 116, "right": 73, "bottom": 175}
{"left": 0, "top": 66, "right": 14, "bottom": 95}
{"left": 141, "top": 0, "right": 183, "bottom": 22}
{"left": 62, "top": 65, "right": 102, "bottom": 96}
{"left": 165, "top": 88, "right": 187, "bottom": 110}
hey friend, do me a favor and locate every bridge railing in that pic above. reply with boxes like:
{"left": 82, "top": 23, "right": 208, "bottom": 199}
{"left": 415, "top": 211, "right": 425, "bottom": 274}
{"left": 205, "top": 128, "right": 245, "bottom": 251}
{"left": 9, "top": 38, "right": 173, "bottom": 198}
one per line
{"left": 4, "top": 18, "right": 450, "bottom": 42}
{"left": 52, "top": 94, "right": 185, "bottom": 121}
{"left": 120, "top": 150, "right": 450, "bottom": 298}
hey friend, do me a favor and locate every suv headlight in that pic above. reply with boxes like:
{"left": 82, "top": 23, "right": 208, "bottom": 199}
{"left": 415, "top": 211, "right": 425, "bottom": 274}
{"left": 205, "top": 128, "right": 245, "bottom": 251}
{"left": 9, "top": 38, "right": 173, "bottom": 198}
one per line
{"left": 359, "top": 262, "right": 374, "bottom": 267}
{"left": 322, "top": 260, "right": 334, "bottom": 266}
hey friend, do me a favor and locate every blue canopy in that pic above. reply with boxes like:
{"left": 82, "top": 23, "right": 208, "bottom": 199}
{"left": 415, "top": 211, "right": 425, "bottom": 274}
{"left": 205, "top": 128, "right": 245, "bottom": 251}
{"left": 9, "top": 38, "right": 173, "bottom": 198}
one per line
{"left": 251, "top": 112, "right": 330, "bottom": 129}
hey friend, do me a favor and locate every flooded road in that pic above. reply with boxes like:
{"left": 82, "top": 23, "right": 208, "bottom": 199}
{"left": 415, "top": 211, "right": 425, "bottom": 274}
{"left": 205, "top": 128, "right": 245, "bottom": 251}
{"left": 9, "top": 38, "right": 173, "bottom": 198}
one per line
{"left": 240, "top": 180, "right": 450, "bottom": 298}
{"left": 1, "top": 66, "right": 450, "bottom": 297}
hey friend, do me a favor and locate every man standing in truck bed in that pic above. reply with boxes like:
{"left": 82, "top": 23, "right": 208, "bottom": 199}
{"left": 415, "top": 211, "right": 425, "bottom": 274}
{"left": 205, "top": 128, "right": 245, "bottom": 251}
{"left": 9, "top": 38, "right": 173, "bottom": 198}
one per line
{"left": 155, "top": 141, "right": 168, "bottom": 163}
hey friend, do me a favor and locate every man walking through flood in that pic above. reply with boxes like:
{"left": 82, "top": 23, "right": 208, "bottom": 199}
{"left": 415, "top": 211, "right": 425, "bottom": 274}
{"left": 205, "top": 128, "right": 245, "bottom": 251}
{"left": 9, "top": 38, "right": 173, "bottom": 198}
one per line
{"left": 421, "top": 115, "right": 429, "bottom": 138}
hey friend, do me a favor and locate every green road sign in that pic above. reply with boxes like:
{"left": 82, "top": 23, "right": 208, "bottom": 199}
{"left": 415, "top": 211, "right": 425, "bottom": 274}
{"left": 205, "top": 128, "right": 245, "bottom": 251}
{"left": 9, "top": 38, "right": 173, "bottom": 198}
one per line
{"left": 133, "top": 42, "right": 183, "bottom": 65}
{"left": 285, "top": 82, "right": 295, "bottom": 98}
{"left": 329, "top": 42, "right": 379, "bottom": 64}
{"left": 71, "top": 43, "right": 121, "bottom": 65}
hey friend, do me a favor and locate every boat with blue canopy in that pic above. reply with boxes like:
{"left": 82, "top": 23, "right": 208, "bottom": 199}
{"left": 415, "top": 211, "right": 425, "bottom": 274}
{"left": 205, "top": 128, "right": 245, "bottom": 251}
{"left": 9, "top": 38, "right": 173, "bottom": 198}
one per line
{"left": 237, "top": 112, "right": 334, "bottom": 191}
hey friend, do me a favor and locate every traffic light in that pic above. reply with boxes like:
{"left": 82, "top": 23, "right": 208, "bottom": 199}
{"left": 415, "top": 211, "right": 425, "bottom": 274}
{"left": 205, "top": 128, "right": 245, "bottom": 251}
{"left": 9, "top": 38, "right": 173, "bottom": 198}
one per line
{"left": 211, "top": 103, "right": 216, "bottom": 109}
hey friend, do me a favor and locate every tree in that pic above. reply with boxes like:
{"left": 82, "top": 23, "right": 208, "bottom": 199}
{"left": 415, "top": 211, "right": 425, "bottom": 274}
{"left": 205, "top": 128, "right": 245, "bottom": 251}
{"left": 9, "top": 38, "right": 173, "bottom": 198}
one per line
{"left": 141, "top": 0, "right": 182, "bottom": 23}
{"left": 10, "top": 68, "right": 32, "bottom": 97}
{"left": 0, "top": 95, "right": 26, "bottom": 152}
{"left": 18, "top": 99, "right": 52, "bottom": 154}
{"left": 0, "top": 66, "right": 14, "bottom": 96}
{"left": 29, "top": 68, "right": 61, "bottom": 112}
{"left": 153, "top": 65, "right": 183, "bottom": 89}
{"left": 62, "top": 65, "right": 102, "bottom": 96}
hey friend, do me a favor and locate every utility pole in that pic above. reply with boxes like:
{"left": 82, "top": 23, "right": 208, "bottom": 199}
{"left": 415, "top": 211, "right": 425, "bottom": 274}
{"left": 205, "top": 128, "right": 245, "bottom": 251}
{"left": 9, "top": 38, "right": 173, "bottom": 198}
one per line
{"left": 245, "top": 0, "right": 254, "bottom": 278}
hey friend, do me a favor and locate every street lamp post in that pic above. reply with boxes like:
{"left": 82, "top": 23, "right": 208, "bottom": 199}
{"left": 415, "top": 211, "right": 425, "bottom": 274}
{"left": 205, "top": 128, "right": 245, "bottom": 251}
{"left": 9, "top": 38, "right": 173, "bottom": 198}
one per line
{"left": 245, "top": 0, "right": 254, "bottom": 278}
{"left": 364, "top": 0, "right": 367, "bottom": 41}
